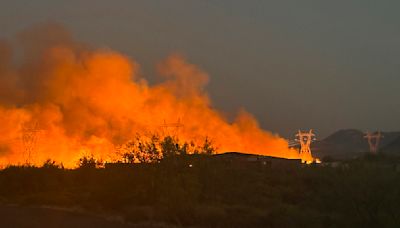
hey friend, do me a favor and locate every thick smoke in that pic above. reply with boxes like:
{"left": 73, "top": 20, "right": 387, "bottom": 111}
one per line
{"left": 0, "top": 24, "right": 301, "bottom": 167}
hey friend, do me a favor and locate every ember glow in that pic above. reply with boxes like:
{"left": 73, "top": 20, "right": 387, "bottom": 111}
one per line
{"left": 0, "top": 24, "right": 310, "bottom": 167}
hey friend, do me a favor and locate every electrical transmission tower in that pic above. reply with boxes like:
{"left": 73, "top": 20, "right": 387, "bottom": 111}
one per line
{"left": 21, "top": 122, "right": 40, "bottom": 165}
{"left": 160, "top": 118, "right": 184, "bottom": 138}
{"left": 295, "top": 129, "right": 316, "bottom": 162}
{"left": 364, "top": 131, "right": 383, "bottom": 154}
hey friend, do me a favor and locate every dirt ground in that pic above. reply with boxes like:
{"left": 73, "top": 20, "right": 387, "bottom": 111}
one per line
{"left": 0, "top": 205, "right": 136, "bottom": 228}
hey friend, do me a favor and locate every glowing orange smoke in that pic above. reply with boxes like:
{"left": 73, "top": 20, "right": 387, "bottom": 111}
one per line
{"left": 0, "top": 24, "right": 308, "bottom": 168}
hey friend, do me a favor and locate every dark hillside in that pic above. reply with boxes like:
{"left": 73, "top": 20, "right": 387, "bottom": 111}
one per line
{"left": 1, "top": 155, "right": 400, "bottom": 227}
{"left": 312, "top": 129, "right": 400, "bottom": 159}
{"left": 382, "top": 136, "right": 400, "bottom": 154}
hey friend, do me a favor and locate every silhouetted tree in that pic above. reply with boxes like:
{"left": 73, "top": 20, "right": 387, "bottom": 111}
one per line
{"left": 161, "top": 136, "right": 180, "bottom": 158}
{"left": 42, "top": 159, "right": 63, "bottom": 169}
{"left": 201, "top": 137, "right": 216, "bottom": 155}
{"left": 119, "top": 134, "right": 217, "bottom": 163}
{"left": 78, "top": 155, "right": 100, "bottom": 169}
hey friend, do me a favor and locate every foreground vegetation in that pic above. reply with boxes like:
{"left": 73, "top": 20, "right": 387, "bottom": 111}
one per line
{"left": 0, "top": 152, "right": 400, "bottom": 227}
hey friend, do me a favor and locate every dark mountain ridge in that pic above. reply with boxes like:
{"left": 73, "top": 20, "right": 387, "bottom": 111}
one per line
{"left": 310, "top": 129, "right": 400, "bottom": 159}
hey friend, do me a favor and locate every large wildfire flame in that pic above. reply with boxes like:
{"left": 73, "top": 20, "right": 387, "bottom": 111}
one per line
{"left": 0, "top": 24, "right": 309, "bottom": 168}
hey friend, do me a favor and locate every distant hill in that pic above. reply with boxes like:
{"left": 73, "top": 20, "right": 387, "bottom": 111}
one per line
{"left": 311, "top": 129, "right": 400, "bottom": 160}
{"left": 381, "top": 136, "right": 400, "bottom": 154}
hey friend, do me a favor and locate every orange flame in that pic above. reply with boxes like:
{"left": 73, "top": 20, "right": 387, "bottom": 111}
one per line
{"left": 0, "top": 24, "right": 308, "bottom": 168}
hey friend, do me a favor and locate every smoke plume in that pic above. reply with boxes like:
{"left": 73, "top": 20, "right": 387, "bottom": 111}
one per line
{"left": 0, "top": 24, "right": 302, "bottom": 167}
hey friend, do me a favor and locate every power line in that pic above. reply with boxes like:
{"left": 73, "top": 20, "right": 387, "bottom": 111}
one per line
{"left": 364, "top": 131, "right": 383, "bottom": 154}
{"left": 21, "top": 122, "right": 40, "bottom": 164}
{"left": 295, "top": 129, "right": 316, "bottom": 161}
{"left": 159, "top": 118, "right": 184, "bottom": 138}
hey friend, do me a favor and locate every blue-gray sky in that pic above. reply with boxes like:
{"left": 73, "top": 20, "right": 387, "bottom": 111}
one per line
{"left": 1, "top": 0, "right": 399, "bottom": 138}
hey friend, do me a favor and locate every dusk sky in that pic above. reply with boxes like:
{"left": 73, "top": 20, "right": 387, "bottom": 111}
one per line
{"left": 1, "top": 0, "right": 399, "bottom": 138}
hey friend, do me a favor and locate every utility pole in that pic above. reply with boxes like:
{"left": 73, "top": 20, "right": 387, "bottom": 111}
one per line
{"left": 295, "top": 129, "right": 316, "bottom": 163}
{"left": 21, "top": 122, "right": 40, "bottom": 165}
{"left": 160, "top": 118, "right": 184, "bottom": 138}
{"left": 364, "top": 131, "right": 383, "bottom": 154}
